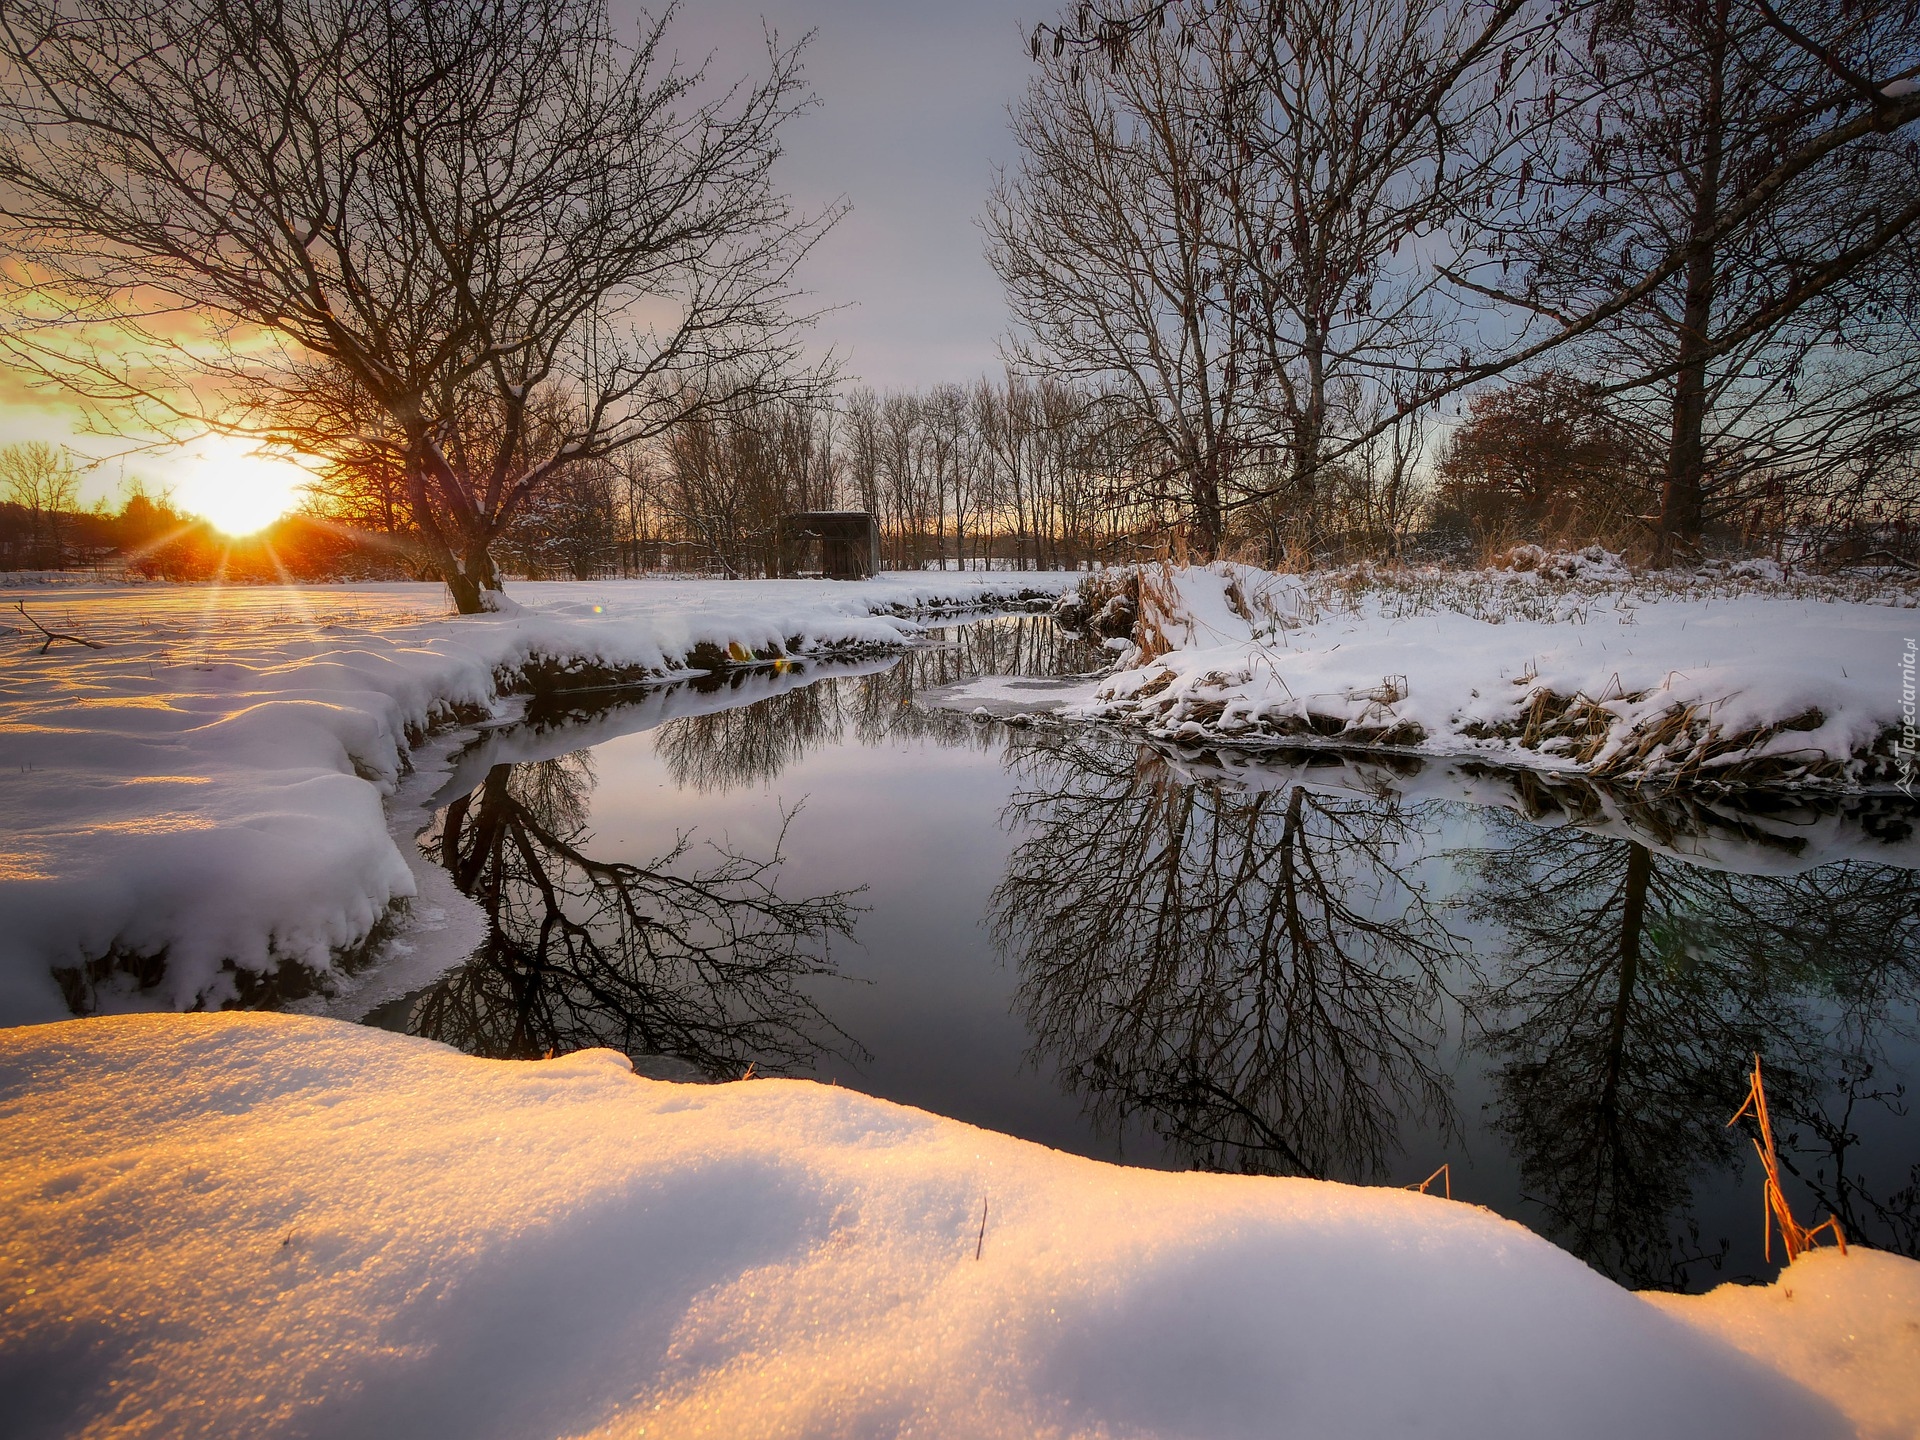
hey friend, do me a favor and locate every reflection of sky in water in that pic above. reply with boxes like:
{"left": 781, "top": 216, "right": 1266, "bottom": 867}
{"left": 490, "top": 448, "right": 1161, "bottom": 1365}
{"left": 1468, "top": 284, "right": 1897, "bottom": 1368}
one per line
{"left": 590, "top": 697, "right": 1129, "bottom": 1158}
{"left": 395, "top": 615, "right": 1920, "bottom": 1293}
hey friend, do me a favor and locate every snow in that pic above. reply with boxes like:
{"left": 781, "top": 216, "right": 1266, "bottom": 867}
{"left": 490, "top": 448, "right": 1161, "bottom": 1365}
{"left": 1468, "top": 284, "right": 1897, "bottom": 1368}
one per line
{"left": 2, "top": 1011, "right": 1902, "bottom": 1440}
{"left": 916, "top": 672, "right": 1106, "bottom": 717}
{"left": 0, "top": 576, "right": 1075, "bottom": 1025}
{"left": 1056, "top": 562, "right": 1919, "bottom": 787}
{"left": 1647, "top": 1249, "right": 1920, "bottom": 1440}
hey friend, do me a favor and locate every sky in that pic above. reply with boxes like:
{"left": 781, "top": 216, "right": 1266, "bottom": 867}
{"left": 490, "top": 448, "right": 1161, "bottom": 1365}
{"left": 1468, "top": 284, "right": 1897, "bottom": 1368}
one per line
{"left": 0, "top": 0, "right": 1044, "bottom": 512}
{"left": 656, "top": 0, "right": 1037, "bottom": 387}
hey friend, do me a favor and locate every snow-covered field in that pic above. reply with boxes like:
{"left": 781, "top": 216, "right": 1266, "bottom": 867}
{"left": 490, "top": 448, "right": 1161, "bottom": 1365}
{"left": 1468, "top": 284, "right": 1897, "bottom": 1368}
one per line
{"left": 2, "top": 1012, "right": 1912, "bottom": 1440}
{"left": 0, "top": 575, "right": 1073, "bottom": 1025}
{"left": 1013, "top": 559, "right": 1920, "bottom": 788}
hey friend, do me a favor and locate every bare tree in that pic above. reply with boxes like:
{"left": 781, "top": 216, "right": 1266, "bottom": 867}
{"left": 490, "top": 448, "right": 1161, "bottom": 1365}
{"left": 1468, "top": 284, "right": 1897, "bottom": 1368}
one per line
{"left": 624, "top": 368, "right": 1182, "bottom": 575}
{"left": 1009, "top": 2, "right": 1920, "bottom": 557}
{"left": 840, "top": 387, "right": 884, "bottom": 516}
{"left": 1477, "top": 0, "right": 1920, "bottom": 556}
{"left": 0, "top": 0, "right": 834, "bottom": 610}
{"left": 878, "top": 390, "right": 935, "bottom": 568}
{"left": 0, "top": 440, "right": 80, "bottom": 567}
{"left": 651, "top": 377, "right": 841, "bottom": 576}
{"left": 501, "top": 457, "right": 624, "bottom": 580}
{"left": 992, "top": 0, "right": 1539, "bottom": 559}
{"left": 989, "top": 10, "right": 1247, "bottom": 557}
{"left": 972, "top": 370, "right": 1116, "bottom": 569}
{"left": 1432, "top": 371, "right": 1651, "bottom": 548}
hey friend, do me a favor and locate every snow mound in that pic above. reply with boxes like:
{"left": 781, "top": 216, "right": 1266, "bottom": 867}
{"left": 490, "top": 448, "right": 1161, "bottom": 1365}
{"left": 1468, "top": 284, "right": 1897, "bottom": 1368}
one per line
{"left": 0, "top": 1013, "right": 1889, "bottom": 1440}
{"left": 1647, "top": 1248, "right": 1920, "bottom": 1440}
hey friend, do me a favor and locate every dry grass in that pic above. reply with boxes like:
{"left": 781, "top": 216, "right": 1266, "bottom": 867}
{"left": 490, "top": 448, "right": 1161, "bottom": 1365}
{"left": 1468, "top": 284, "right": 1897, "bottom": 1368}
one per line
{"left": 1303, "top": 553, "right": 1920, "bottom": 625}
{"left": 1728, "top": 1056, "right": 1847, "bottom": 1265}
{"left": 1133, "top": 565, "right": 1182, "bottom": 663}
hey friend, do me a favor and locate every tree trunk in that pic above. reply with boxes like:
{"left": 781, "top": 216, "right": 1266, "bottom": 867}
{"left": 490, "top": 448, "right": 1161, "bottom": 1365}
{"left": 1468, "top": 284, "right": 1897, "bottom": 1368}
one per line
{"left": 1189, "top": 441, "right": 1223, "bottom": 561}
{"left": 1290, "top": 324, "right": 1329, "bottom": 564}
{"left": 935, "top": 478, "right": 948, "bottom": 570}
{"left": 405, "top": 465, "right": 489, "bottom": 614}
{"left": 461, "top": 537, "right": 504, "bottom": 605}
{"left": 1656, "top": 0, "right": 1728, "bottom": 562}
{"left": 423, "top": 526, "right": 502, "bottom": 615}
{"left": 1598, "top": 842, "right": 1651, "bottom": 1121}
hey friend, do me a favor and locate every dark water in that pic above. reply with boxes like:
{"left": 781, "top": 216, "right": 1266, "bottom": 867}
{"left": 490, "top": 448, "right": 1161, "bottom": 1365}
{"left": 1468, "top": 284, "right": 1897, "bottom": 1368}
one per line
{"left": 374, "top": 613, "right": 1920, "bottom": 1294}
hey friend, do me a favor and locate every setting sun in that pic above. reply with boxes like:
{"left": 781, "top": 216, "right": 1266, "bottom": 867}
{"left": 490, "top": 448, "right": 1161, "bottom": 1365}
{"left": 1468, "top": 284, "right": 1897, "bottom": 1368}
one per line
{"left": 170, "top": 437, "right": 314, "bottom": 536}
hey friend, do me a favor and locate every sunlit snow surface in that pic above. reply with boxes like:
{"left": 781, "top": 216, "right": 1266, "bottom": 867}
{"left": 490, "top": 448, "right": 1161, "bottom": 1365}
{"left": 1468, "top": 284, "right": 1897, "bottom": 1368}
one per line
{"left": 0, "top": 576, "right": 1073, "bottom": 1023}
{"left": 2, "top": 1013, "right": 1906, "bottom": 1440}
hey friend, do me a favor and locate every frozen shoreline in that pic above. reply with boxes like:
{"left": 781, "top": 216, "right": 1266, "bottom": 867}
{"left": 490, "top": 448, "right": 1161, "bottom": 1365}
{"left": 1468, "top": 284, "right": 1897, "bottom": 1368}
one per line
{"left": 1012, "top": 561, "right": 1920, "bottom": 790}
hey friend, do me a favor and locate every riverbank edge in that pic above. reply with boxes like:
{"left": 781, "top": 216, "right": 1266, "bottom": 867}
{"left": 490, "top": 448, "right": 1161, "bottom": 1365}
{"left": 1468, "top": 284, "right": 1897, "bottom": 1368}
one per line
{"left": 1, "top": 577, "right": 1077, "bottom": 1022}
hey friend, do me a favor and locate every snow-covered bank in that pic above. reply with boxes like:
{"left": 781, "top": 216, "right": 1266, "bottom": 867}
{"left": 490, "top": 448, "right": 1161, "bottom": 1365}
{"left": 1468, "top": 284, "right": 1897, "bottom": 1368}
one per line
{"left": 2, "top": 1012, "right": 1906, "bottom": 1440}
{"left": 1039, "top": 562, "right": 1920, "bottom": 788}
{"left": 0, "top": 576, "right": 1074, "bottom": 1024}
{"left": 1647, "top": 1249, "right": 1920, "bottom": 1440}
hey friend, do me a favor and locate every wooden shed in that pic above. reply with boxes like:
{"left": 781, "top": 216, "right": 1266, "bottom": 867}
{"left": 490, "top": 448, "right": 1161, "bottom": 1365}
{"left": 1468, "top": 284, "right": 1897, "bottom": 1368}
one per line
{"left": 782, "top": 511, "right": 881, "bottom": 579}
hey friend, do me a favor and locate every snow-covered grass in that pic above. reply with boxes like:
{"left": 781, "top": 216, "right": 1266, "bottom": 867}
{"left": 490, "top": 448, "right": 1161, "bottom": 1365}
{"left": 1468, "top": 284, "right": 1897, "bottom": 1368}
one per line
{"left": 0, "top": 567, "right": 133, "bottom": 587}
{"left": 1048, "top": 559, "right": 1920, "bottom": 788}
{"left": 0, "top": 575, "right": 1074, "bottom": 1024}
{"left": 2, "top": 1011, "right": 1908, "bottom": 1440}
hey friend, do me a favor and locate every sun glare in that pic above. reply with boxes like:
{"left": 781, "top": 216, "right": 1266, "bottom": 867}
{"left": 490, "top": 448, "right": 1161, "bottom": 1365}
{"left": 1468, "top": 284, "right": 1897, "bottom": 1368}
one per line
{"left": 172, "top": 438, "right": 313, "bottom": 537}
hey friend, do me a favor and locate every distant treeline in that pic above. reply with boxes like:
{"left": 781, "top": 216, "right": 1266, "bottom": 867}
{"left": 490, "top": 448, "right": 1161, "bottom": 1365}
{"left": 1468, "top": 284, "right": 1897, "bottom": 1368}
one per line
{"left": 0, "top": 487, "right": 416, "bottom": 581}
{"left": 303, "top": 367, "right": 1920, "bottom": 578}
{"left": 8, "top": 360, "right": 1916, "bottom": 582}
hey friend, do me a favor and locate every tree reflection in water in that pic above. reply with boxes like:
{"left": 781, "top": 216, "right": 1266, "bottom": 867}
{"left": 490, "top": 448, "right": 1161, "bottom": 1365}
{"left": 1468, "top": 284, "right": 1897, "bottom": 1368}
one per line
{"left": 410, "top": 750, "right": 865, "bottom": 1077}
{"left": 990, "top": 729, "right": 1467, "bottom": 1180}
{"left": 654, "top": 612, "right": 1101, "bottom": 793}
{"left": 1466, "top": 805, "right": 1920, "bottom": 1288}
{"left": 988, "top": 727, "right": 1920, "bottom": 1286}
{"left": 652, "top": 677, "right": 856, "bottom": 792}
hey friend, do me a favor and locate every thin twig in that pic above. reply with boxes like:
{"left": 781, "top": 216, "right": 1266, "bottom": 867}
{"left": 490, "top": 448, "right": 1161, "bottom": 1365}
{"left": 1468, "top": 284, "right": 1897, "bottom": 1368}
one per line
{"left": 975, "top": 1193, "right": 989, "bottom": 1260}
{"left": 12, "top": 602, "right": 104, "bottom": 653}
